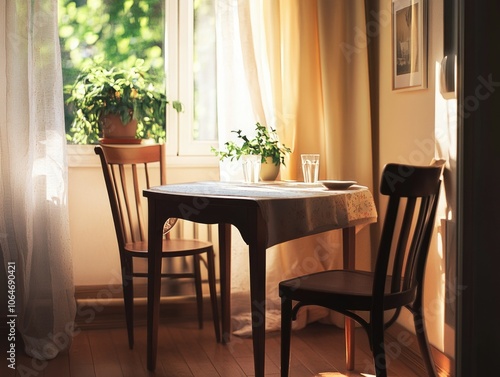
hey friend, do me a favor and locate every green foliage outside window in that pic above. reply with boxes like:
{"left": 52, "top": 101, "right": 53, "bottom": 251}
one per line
{"left": 59, "top": 0, "right": 166, "bottom": 144}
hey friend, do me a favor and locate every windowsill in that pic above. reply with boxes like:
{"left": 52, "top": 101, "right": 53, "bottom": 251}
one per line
{"left": 67, "top": 144, "right": 220, "bottom": 168}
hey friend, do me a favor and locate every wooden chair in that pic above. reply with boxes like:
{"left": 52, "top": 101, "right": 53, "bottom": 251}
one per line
{"left": 94, "top": 144, "right": 220, "bottom": 348}
{"left": 279, "top": 163, "right": 442, "bottom": 377}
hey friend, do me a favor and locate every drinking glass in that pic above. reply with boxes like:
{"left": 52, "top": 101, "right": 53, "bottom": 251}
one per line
{"left": 241, "top": 154, "right": 261, "bottom": 183}
{"left": 301, "top": 154, "right": 320, "bottom": 183}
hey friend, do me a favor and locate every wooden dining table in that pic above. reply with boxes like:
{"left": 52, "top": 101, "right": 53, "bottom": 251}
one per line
{"left": 143, "top": 181, "right": 377, "bottom": 376}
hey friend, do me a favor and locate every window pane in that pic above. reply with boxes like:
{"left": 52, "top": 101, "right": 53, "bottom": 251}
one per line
{"left": 59, "top": 0, "right": 166, "bottom": 143}
{"left": 193, "top": 0, "right": 217, "bottom": 141}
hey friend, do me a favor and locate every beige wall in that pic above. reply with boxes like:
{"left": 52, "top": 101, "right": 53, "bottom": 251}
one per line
{"left": 376, "top": 0, "right": 454, "bottom": 357}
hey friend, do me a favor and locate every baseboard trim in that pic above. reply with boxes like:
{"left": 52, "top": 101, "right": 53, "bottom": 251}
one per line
{"left": 385, "top": 323, "right": 454, "bottom": 377}
{"left": 74, "top": 283, "right": 217, "bottom": 330}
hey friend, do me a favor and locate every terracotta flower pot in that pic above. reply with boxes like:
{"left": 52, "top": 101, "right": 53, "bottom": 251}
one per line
{"left": 100, "top": 113, "right": 140, "bottom": 144}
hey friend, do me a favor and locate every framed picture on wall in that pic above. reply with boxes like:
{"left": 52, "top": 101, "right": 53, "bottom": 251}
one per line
{"left": 392, "top": 0, "right": 427, "bottom": 91}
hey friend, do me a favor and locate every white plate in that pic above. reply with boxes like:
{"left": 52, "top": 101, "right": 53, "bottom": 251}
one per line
{"left": 319, "top": 180, "right": 357, "bottom": 190}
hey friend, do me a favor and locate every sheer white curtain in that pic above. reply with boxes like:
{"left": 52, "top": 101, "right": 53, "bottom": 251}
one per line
{"left": 0, "top": 0, "right": 76, "bottom": 360}
{"left": 216, "top": 0, "right": 326, "bottom": 335}
{"left": 215, "top": 0, "right": 373, "bottom": 336}
{"left": 215, "top": 0, "right": 282, "bottom": 335}
{"left": 215, "top": 1, "right": 268, "bottom": 182}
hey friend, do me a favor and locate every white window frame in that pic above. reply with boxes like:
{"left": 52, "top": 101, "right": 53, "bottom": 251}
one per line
{"left": 165, "top": 0, "right": 218, "bottom": 157}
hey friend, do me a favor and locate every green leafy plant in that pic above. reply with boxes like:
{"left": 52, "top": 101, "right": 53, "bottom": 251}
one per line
{"left": 65, "top": 58, "right": 182, "bottom": 144}
{"left": 211, "top": 122, "right": 292, "bottom": 166}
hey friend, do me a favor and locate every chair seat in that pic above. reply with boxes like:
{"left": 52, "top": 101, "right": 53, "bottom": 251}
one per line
{"left": 125, "top": 238, "right": 214, "bottom": 257}
{"left": 279, "top": 270, "right": 415, "bottom": 311}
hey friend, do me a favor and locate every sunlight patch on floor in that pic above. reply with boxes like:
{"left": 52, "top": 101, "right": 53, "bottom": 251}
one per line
{"left": 314, "top": 373, "right": 375, "bottom": 377}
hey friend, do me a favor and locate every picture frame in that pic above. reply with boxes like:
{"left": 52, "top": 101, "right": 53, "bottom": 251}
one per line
{"left": 392, "top": 0, "right": 427, "bottom": 91}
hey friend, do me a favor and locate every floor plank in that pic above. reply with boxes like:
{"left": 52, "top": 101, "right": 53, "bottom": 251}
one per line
{"left": 87, "top": 329, "right": 124, "bottom": 377}
{"left": 68, "top": 331, "right": 96, "bottom": 377}
{"left": 109, "top": 328, "right": 152, "bottom": 377}
{"left": 1, "top": 318, "right": 424, "bottom": 377}
{"left": 168, "top": 321, "right": 222, "bottom": 377}
{"left": 42, "top": 349, "right": 71, "bottom": 377}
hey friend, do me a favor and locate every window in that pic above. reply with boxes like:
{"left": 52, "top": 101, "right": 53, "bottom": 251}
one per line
{"left": 59, "top": 0, "right": 218, "bottom": 157}
{"left": 165, "top": 0, "right": 218, "bottom": 156}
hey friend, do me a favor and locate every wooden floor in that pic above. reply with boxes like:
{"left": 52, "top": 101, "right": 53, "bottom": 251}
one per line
{"left": 1, "top": 318, "right": 422, "bottom": 377}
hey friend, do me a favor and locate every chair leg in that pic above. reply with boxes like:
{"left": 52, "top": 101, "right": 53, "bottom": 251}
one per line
{"left": 121, "top": 255, "right": 134, "bottom": 349}
{"left": 206, "top": 248, "right": 221, "bottom": 342}
{"left": 413, "top": 308, "right": 438, "bottom": 377}
{"left": 371, "top": 312, "right": 388, "bottom": 377}
{"left": 193, "top": 254, "right": 204, "bottom": 329}
{"left": 280, "top": 297, "right": 293, "bottom": 377}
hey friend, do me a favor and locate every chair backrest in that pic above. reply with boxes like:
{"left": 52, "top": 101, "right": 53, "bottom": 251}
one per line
{"left": 373, "top": 163, "right": 442, "bottom": 307}
{"left": 94, "top": 144, "right": 167, "bottom": 250}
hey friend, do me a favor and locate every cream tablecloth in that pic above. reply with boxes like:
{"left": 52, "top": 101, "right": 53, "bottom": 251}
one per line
{"left": 152, "top": 181, "right": 377, "bottom": 247}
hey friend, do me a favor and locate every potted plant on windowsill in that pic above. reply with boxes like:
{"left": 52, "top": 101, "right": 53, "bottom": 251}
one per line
{"left": 211, "top": 122, "right": 292, "bottom": 181}
{"left": 65, "top": 58, "right": 182, "bottom": 144}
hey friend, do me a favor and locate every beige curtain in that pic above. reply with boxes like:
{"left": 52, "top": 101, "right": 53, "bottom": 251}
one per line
{"left": 264, "top": 0, "right": 373, "bottom": 182}
{"left": 217, "top": 0, "right": 373, "bottom": 335}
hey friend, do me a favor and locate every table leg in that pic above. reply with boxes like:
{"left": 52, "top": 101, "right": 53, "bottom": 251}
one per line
{"left": 218, "top": 223, "right": 232, "bottom": 343}
{"left": 147, "top": 201, "right": 163, "bottom": 371}
{"left": 343, "top": 226, "right": 356, "bottom": 371}
{"left": 248, "top": 232, "right": 267, "bottom": 377}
